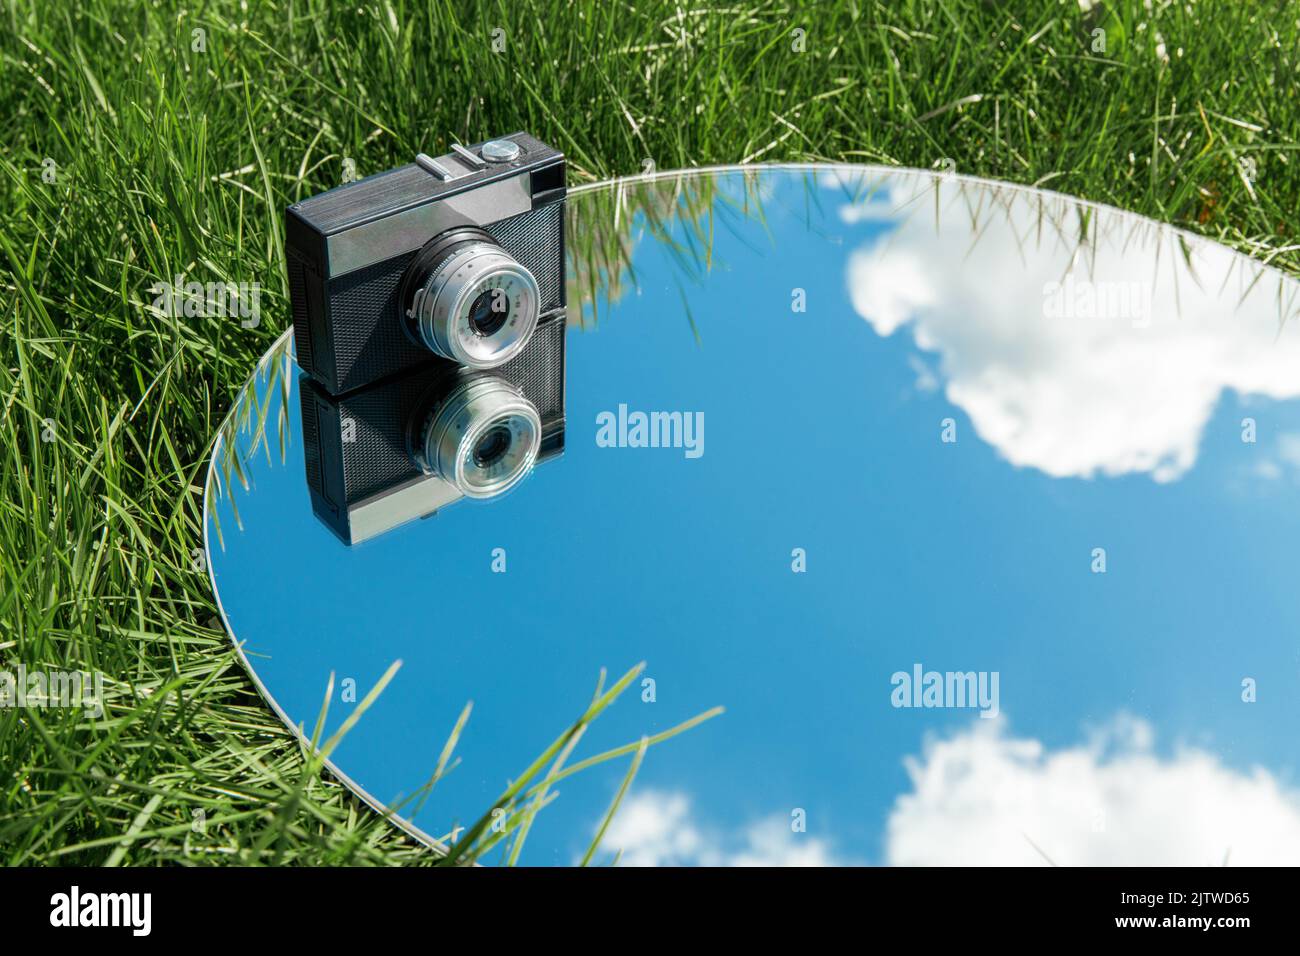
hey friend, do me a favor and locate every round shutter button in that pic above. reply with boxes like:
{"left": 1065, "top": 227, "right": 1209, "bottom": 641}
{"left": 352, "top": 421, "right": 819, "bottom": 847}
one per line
{"left": 481, "top": 140, "right": 521, "bottom": 163}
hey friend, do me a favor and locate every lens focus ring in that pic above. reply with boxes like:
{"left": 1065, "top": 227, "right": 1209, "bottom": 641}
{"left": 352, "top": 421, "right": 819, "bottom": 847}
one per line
{"left": 410, "top": 240, "right": 540, "bottom": 369}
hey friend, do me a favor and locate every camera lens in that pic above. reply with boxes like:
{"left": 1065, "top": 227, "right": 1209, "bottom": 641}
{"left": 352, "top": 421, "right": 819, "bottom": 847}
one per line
{"left": 405, "top": 232, "right": 540, "bottom": 369}
{"left": 468, "top": 289, "right": 511, "bottom": 338}
{"left": 472, "top": 424, "right": 512, "bottom": 468}
{"left": 415, "top": 376, "right": 542, "bottom": 499}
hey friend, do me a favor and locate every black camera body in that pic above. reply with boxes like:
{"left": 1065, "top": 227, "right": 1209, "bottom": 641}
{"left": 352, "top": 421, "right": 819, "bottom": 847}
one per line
{"left": 299, "top": 313, "right": 565, "bottom": 545}
{"left": 287, "top": 132, "right": 566, "bottom": 395}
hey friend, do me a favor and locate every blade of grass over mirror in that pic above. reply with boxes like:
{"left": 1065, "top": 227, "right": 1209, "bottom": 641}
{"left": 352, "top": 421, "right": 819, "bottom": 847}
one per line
{"left": 253, "top": 661, "right": 721, "bottom": 865}
{"left": 581, "top": 736, "right": 648, "bottom": 868}
{"left": 438, "top": 662, "right": 722, "bottom": 866}
{"left": 206, "top": 333, "right": 295, "bottom": 549}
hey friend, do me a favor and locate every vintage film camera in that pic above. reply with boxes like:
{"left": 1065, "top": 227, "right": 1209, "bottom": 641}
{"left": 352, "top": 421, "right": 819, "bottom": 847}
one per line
{"left": 286, "top": 132, "right": 566, "bottom": 395}
{"left": 288, "top": 131, "right": 567, "bottom": 543}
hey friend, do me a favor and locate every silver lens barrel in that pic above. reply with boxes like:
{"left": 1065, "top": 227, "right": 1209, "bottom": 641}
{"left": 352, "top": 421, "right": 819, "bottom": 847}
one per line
{"left": 410, "top": 241, "right": 541, "bottom": 369}
{"left": 416, "top": 376, "right": 542, "bottom": 499}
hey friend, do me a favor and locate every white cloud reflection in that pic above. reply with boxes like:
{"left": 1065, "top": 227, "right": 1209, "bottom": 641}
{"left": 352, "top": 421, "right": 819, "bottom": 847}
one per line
{"left": 600, "top": 790, "right": 842, "bottom": 867}
{"left": 602, "top": 718, "right": 1300, "bottom": 867}
{"left": 886, "top": 716, "right": 1300, "bottom": 866}
{"left": 832, "top": 173, "right": 1300, "bottom": 482}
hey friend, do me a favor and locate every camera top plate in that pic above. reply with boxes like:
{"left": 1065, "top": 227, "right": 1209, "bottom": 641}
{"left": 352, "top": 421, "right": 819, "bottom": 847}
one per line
{"left": 287, "top": 132, "right": 564, "bottom": 280}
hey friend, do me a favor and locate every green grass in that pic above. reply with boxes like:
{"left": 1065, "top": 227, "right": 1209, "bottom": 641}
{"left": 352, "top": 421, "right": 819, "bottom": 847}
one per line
{"left": 2, "top": 0, "right": 1297, "bottom": 865}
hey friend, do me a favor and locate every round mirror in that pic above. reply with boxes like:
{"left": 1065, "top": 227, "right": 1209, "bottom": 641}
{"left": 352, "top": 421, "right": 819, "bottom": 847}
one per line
{"left": 207, "top": 166, "right": 1300, "bottom": 865}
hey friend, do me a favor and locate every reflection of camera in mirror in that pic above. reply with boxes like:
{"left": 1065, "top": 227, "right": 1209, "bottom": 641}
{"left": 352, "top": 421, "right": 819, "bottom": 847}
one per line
{"left": 299, "top": 314, "right": 564, "bottom": 545}
{"left": 287, "top": 132, "right": 565, "bottom": 395}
